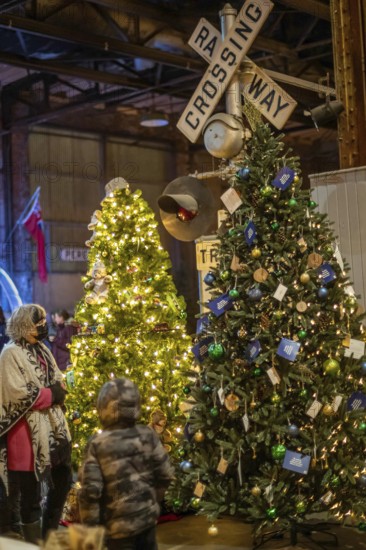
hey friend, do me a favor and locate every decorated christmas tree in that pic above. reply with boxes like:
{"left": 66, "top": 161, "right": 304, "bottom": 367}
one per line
{"left": 66, "top": 178, "right": 192, "bottom": 464}
{"left": 166, "top": 123, "right": 366, "bottom": 538}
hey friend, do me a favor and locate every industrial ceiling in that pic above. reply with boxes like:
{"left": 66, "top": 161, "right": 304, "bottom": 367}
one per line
{"left": 0, "top": 0, "right": 334, "bottom": 135}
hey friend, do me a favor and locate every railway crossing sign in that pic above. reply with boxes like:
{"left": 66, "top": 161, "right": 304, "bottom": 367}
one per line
{"left": 177, "top": 0, "right": 297, "bottom": 142}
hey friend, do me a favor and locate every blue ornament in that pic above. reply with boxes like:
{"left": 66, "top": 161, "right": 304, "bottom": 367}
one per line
{"left": 237, "top": 167, "right": 250, "bottom": 180}
{"left": 180, "top": 460, "right": 193, "bottom": 473}
{"left": 360, "top": 360, "right": 366, "bottom": 375}
{"left": 318, "top": 287, "right": 328, "bottom": 300}
{"left": 288, "top": 424, "right": 299, "bottom": 437}
{"left": 204, "top": 272, "right": 216, "bottom": 286}
{"left": 359, "top": 474, "right": 366, "bottom": 487}
{"left": 248, "top": 288, "right": 262, "bottom": 301}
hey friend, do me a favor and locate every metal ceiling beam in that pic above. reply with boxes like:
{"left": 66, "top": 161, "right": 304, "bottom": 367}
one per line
{"left": 275, "top": 0, "right": 331, "bottom": 21}
{"left": 85, "top": 0, "right": 296, "bottom": 58}
{"left": 0, "top": 13, "right": 204, "bottom": 71}
{"left": 0, "top": 51, "right": 150, "bottom": 88}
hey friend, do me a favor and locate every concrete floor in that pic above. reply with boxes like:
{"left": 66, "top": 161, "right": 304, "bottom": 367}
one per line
{"left": 156, "top": 515, "right": 366, "bottom": 549}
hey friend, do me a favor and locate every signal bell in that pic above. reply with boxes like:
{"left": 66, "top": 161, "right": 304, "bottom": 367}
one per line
{"left": 158, "top": 176, "right": 216, "bottom": 242}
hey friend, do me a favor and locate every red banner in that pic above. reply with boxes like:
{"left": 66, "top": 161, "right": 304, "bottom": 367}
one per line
{"left": 23, "top": 199, "right": 47, "bottom": 283}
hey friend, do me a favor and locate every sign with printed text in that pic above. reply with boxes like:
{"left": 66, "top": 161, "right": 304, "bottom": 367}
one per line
{"left": 241, "top": 63, "right": 297, "bottom": 129}
{"left": 283, "top": 450, "right": 310, "bottom": 475}
{"left": 60, "top": 247, "right": 88, "bottom": 262}
{"left": 187, "top": 9, "right": 296, "bottom": 133}
{"left": 196, "top": 239, "right": 220, "bottom": 270}
{"left": 177, "top": 0, "right": 274, "bottom": 142}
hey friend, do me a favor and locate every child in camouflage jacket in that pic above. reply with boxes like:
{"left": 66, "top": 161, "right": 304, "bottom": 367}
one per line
{"left": 78, "top": 377, "right": 174, "bottom": 550}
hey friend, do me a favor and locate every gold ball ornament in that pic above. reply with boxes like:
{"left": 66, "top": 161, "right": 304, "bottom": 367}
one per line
{"left": 251, "top": 247, "right": 261, "bottom": 259}
{"left": 208, "top": 524, "right": 218, "bottom": 537}
{"left": 224, "top": 393, "right": 240, "bottom": 412}
{"left": 323, "top": 404, "right": 335, "bottom": 416}
{"left": 251, "top": 486, "right": 261, "bottom": 497}
{"left": 194, "top": 430, "right": 205, "bottom": 443}
{"left": 300, "top": 273, "right": 310, "bottom": 284}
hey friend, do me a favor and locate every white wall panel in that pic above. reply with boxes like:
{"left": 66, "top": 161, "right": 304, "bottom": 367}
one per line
{"left": 309, "top": 166, "right": 366, "bottom": 309}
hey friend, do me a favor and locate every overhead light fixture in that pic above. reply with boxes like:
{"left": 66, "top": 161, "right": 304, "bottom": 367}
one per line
{"left": 140, "top": 112, "right": 169, "bottom": 127}
{"left": 304, "top": 98, "right": 344, "bottom": 130}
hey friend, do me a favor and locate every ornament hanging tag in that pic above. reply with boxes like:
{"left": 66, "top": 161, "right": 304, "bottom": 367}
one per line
{"left": 220, "top": 188, "right": 243, "bottom": 214}
{"left": 231, "top": 255, "right": 241, "bottom": 271}
{"left": 344, "top": 339, "right": 365, "bottom": 359}
{"left": 273, "top": 284, "right": 288, "bottom": 301}
{"left": 332, "top": 395, "right": 343, "bottom": 412}
{"left": 267, "top": 367, "right": 281, "bottom": 385}
{"left": 193, "top": 481, "right": 206, "bottom": 498}
{"left": 217, "top": 387, "right": 225, "bottom": 405}
{"left": 320, "top": 490, "right": 334, "bottom": 505}
{"left": 253, "top": 268, "right": 269, "bottom": 283}
{"left": 217, "top": 457, "right": 229, "bottom": 474}
{"left": 307, "top": 253, "right": 323, "bottom": 268}
{"left": 306, "top": 399, "right": 322, "bottom": 419}
{"left": 242, "top": 413, "right": 250, "bottom": 432}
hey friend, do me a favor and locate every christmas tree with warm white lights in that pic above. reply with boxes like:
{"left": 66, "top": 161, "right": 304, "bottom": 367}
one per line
{"left": 166, "top": 123, "right": 366, "bottom": 541}
{"left": 66, "top": 179, "right": 192, "bottom": 464}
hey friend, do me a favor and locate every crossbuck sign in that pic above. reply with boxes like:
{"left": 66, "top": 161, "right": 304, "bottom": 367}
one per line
{"left": 178, "top": 0, "right": 297, "bottom": 142}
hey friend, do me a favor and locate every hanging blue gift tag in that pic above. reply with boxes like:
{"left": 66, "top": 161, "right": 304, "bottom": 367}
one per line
{"left": 271, "top": 167, "right": 295, "bottom": 190}
{"left": 347, "top": 391, "right": 366, "bottom": 411}
{"left": 196, "top": 315, "right": 209, "bottom": 334}
{"left": 318, "top": 263, "right": 336, "bottom": 284}
{"left": 282, "top": 450, "right": 311, "bottom": 475}
{"left": 192, "top": 336, "right": 214, "bottom": 363}
{"left": 277, "top": 338, "right": 300, "bottom": 362}
{"left": 208, "top": 293, "right": 233, "bottom": 317}
{"left": 244, "top": 221, "right": 257, "bottom": 245}
{"left": 245, "top": 339, "right": 261, "bottom": 364}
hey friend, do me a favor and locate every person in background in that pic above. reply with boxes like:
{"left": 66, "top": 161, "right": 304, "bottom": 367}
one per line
{"left": 78, "top": 377, "right": 174, "bottom": 550}
{"left": 0, "top": 306, "right": 9, "bottom": 353}
{"left": 0, "top": 304, "right": 72, "bottom": 543}
{"left": 52, "top": 309, "right": 78, "bottom": 371}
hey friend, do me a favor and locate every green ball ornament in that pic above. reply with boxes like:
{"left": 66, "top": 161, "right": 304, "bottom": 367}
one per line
{"left": 208, "top": 343, "right": 225, "bottom": 360}
{"left": 271, "top": 444, "right": 286, "bottom": 461}
{"left": 297, "top": 329, "right": 307, "bottom": 340}
{"left": 309, "top": 200, "right": 317, "bottom": 208}
{"left": 323, "top": 358, "right": 340, "bottom": 376}
{"left": 220, "top": 270, "right": 230, "bottom": 280}
{"left": 183, "top": 386, "right": 191, "bottom": 395}
{"left": 299, "top": 388, "right": 308, "bottom": 399}
{"left": 190, "top": 497, "right": 201, "bottom": 510}
{"left": 266, "top": 507, "right": 277, "bottom": 519}
{"left": 210, "top": 406, "right": 219, "bottom": 417}
{"left": 228, "top": 228, "right": 236, "bottom": 237}
{"left": 173, "top": 499, "right": 182, "bottom": 508}
{"left": 359, "top": 422, "right": 366, "bottom": 431}
{"left": 330, "top": 475, "right": 341, "bottom": 488}
{"left": 253, "top": 367, "right": 262, "bottom": 377}
{"left": 288, "top": 198, "right": 298, "bottom": 207}
{"left": 260, "top": 185, "right": 273, "bottom": 197}
{"left": 229, "top": 288, "right": 239, "bottom": 299}
{"left": 203, "top": 384, "right": 212, "bottom": 393}
{"left": 271, "top": 393, "right": 281, "bottom": 405}
{"left": 296, "top": 500, "right": 307, "bottom": 514}
{"left": 271, "top": 221, "right": 280, "bottom": 231}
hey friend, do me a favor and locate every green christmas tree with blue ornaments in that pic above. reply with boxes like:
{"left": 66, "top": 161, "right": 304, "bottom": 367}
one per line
{"left": 166, "top": 122, "right": 366, "bottom": 540}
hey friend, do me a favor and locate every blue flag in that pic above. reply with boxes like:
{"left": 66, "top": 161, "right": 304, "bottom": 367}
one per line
{"left": 208, "top": 293, "right": 233, "bottom": 317}
{"left": 245, "top": 340, "right": 261, "bottom": 364}
{"left": 271, "top": 166, "right": 295, "bottom": 191}
{"left": 318, "top": 263, "right": 336, "bottom": 284}
{"left": 192, "top": 336, "right": 214, "bottom": 363}
{"left": 282, "top": 450, "right": 311, "bottom": 475}
{"left": 277, "top": 338, "right": 300, "bottom": 362}
{"left": 244, "top": 221, "right": 256, "bottom": 245}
